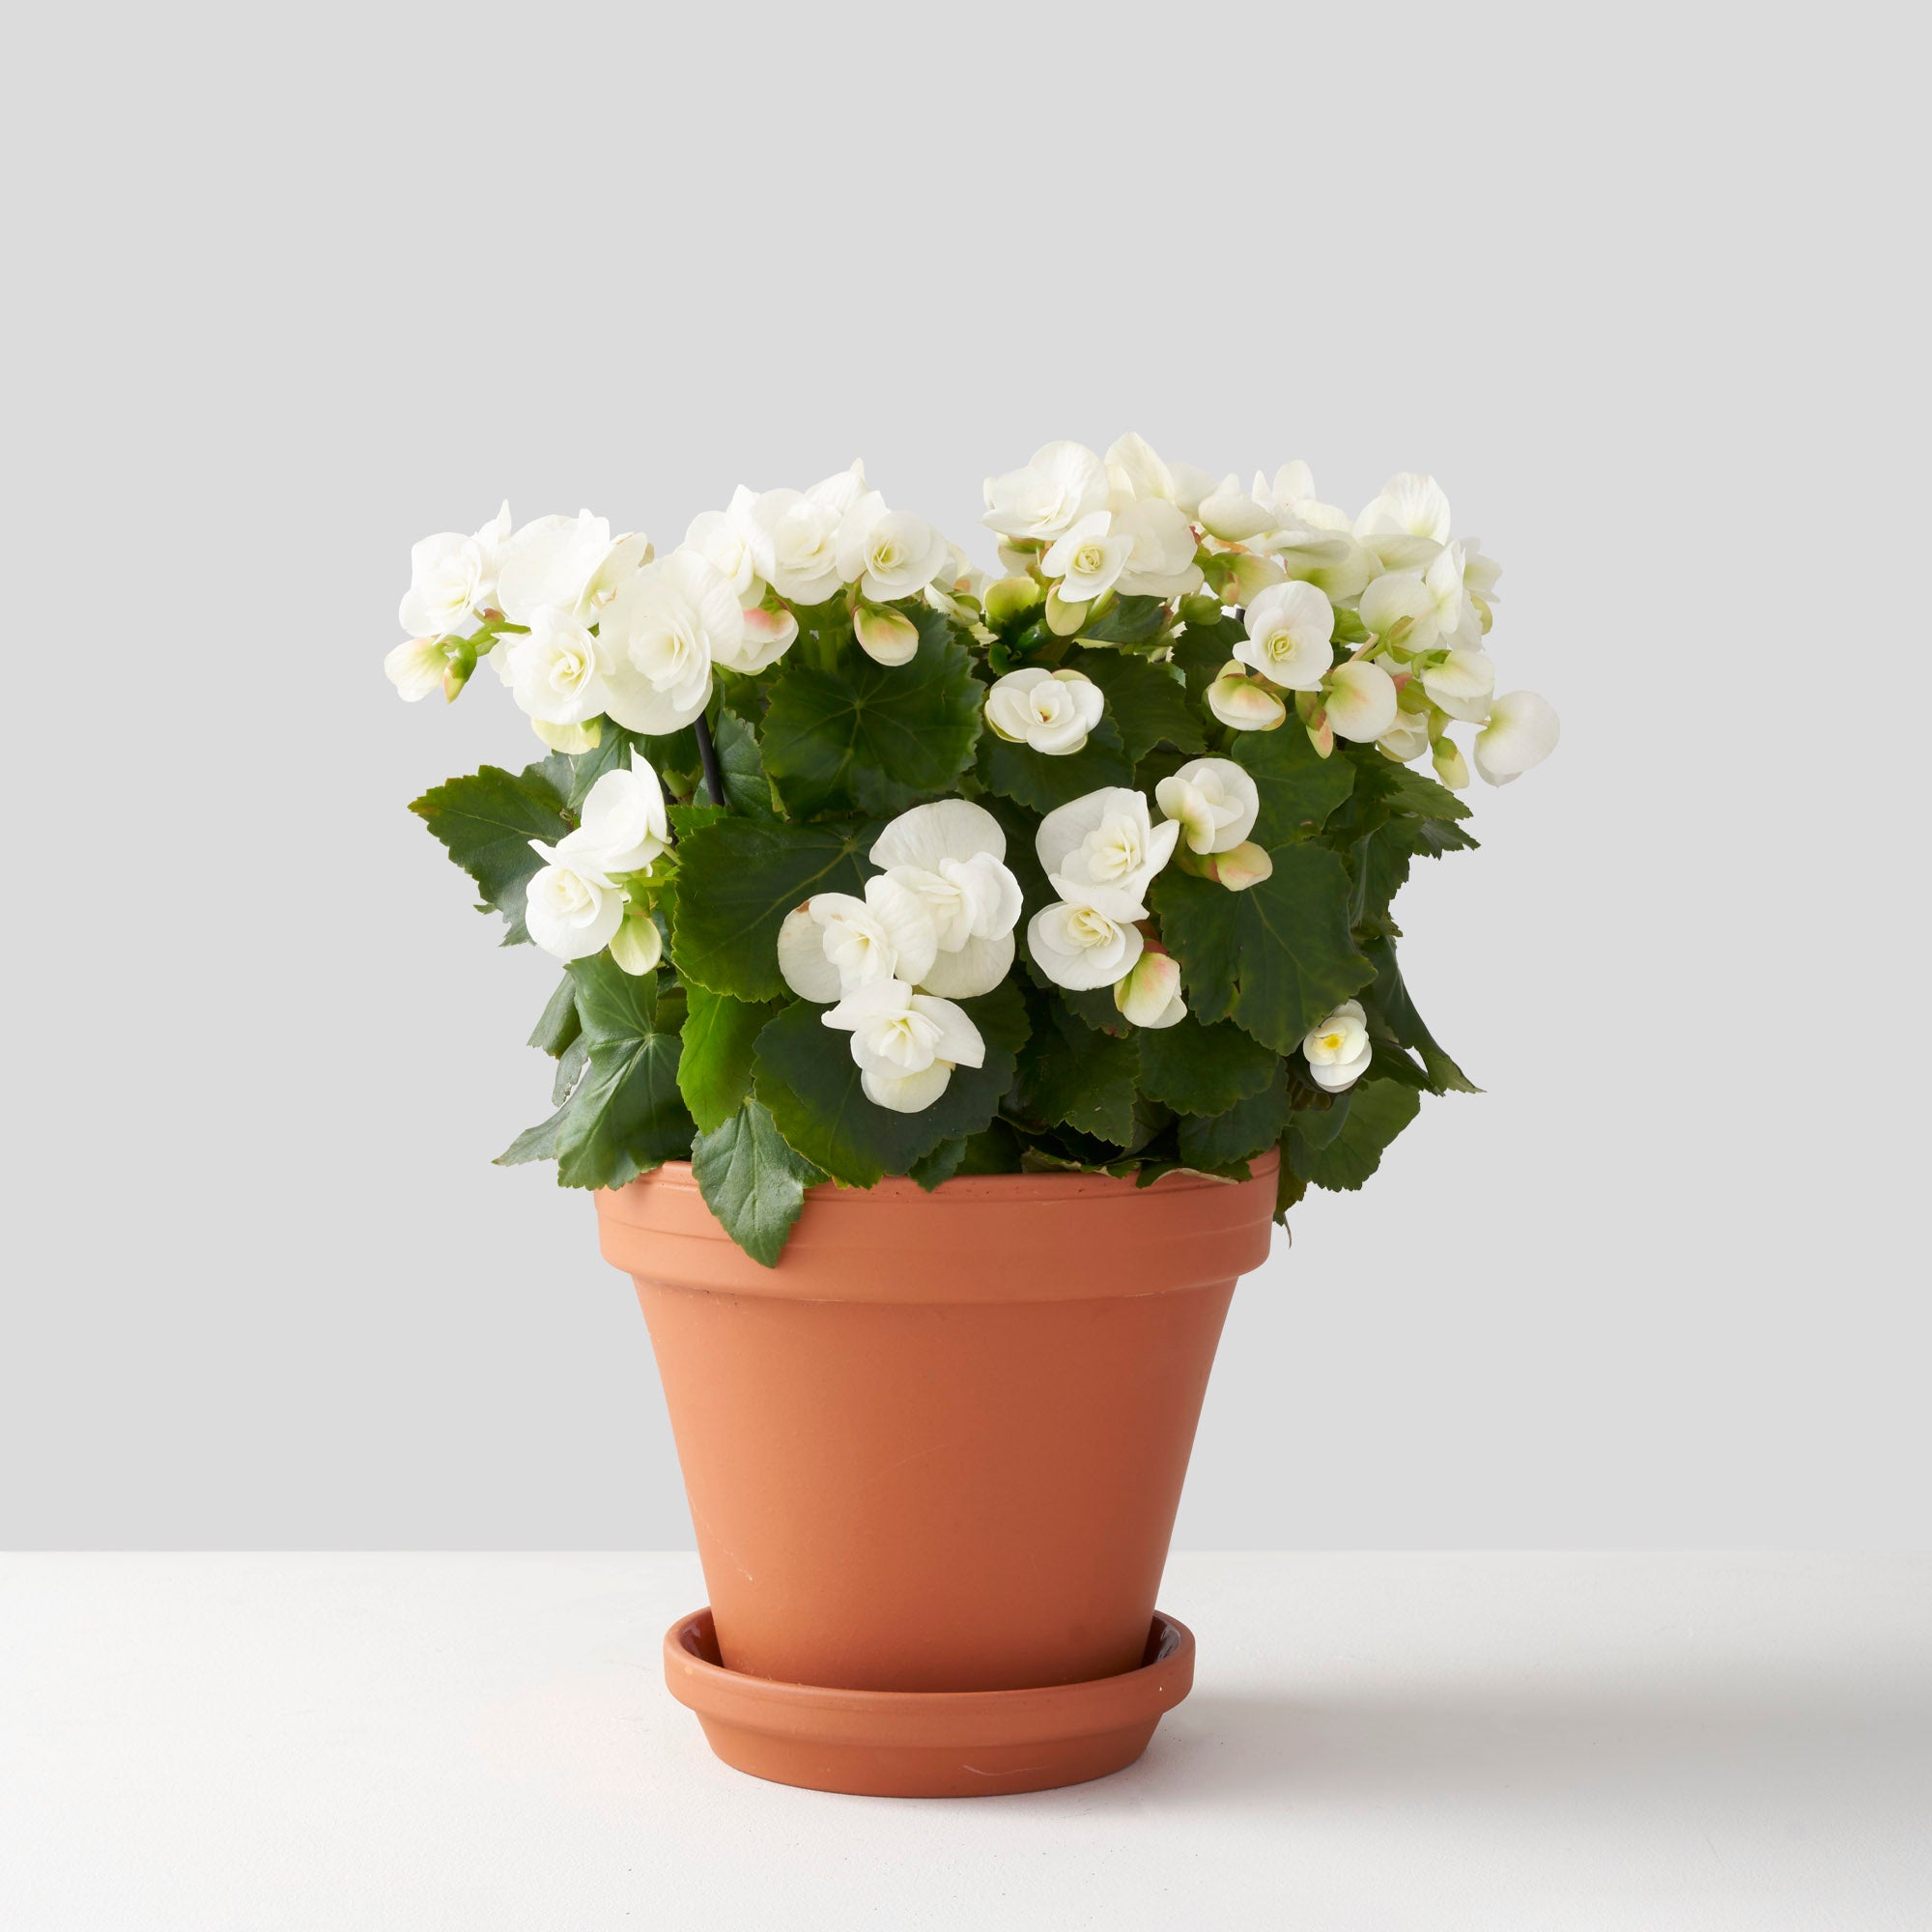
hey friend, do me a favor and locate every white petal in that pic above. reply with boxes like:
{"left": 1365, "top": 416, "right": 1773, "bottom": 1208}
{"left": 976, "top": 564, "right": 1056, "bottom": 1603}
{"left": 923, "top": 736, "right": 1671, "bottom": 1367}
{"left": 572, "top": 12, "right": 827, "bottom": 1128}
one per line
{"left": 861, "top": 1063, "right": 952, "bottom": 1112}
{"left": 778, "top": 907, "right": 843, "bottom": 1001}
{"left": 869, "top": 798, "right": 1006, "bottom": 871}
{"left": 908, "top": 993, "right": 985, "bottom": 1069}
{"left": 916, "top": 928, "right": 1013, "bottom": 999}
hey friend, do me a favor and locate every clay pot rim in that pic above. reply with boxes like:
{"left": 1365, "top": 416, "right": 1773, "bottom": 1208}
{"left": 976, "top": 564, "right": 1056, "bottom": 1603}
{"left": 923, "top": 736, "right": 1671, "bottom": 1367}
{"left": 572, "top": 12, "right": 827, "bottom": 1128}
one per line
{"left": 626, "top": 1151, "right": 1278, "bottom": 1208}
{"left": 664, "top": 1605, "right": 1195, "bottom": 1747}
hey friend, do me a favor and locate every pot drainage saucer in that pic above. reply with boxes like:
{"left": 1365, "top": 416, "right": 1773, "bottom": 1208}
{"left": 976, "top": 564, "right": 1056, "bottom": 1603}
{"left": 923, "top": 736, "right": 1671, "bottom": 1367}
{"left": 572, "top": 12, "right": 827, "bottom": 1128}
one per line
{"left": 663, "top": 1606, "right": 1195, "bottom": 1798}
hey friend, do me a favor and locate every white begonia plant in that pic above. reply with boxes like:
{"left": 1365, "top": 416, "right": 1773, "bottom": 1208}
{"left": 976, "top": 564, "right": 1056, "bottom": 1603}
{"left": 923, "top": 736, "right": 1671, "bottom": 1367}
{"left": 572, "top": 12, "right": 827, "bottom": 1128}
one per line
{"left": 395, "top": 442, "right": 1559, "bottom": 1262}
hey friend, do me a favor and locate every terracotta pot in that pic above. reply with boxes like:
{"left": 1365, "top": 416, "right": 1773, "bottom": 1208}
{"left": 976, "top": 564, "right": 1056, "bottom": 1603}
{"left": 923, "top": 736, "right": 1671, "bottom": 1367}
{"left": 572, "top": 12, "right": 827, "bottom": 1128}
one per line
{"left": 598, "top": 1158, "right": 1275, "bottom": 1712}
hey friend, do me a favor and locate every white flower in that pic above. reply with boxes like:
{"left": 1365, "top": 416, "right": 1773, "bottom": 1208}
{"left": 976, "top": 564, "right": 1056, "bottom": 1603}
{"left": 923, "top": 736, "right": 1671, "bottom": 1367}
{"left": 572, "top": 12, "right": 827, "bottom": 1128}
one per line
{"left": 1378, "top": 709, "right": 1433, "bottom": 762}
{"left": 1036, "top": 786, "right": 1179, "bottom": 898}
{"left": 1461, "top": 539, "right": 1503, "bottom": 604}
{"left": 531, "top": 718, "right": 602, "bottom": 754}
{"left": 496, "top": 510, "right": 648, "bottom": 626}
{"left": 1207, "top": 662, "right": 1288, "bottom": 731}
{"left": 524, "top": 838, "right": 625, "bottom": 961}
{"left": 1358, "top": 572, "right": 1439, "bottom": 653}
{"left": 504, "top": 607, "right": 609, "bottom": 725}
{"left": 1420, "top": 647, "right": 1497, "bottom": 724}
{"left": 1236, "top": 581, "right": 1334, "bottom": 691}
{"left": 983, "top": 667, "right": 1105, "bottom": 754}
{"left": 384, "top": 636, "right": 448, "bottom": 702}
{"left": 1104, "top": 432, "right": 1176, "bottom": 509}
{"left": 1155, "top": 756, "right": 1261, "bottom": 855}
{"left": 1028, "top": 882, "right": 1148, "bottom": 990}
{"left": 1113, "top": 499, "right": 1203, "bottom": 597}
{"left": 1255, "top": 527, "right": 1374, "bottom": 601}
{"left": 836, "top": 492, "right": 951, "bottom": 600}
{"left": 1324, "top": 660, "right": 1400, "bottom": 743}
{"left": 745, "top": 489, "right": 844, "bottom": 605}
{"left": 573, "top": 757, "right": 669, "bottom": 873}
{"left": 853, "top": 604, "right": 921, "bottom": 666}
{"left": 806, "top": 458, "right": 868, "bottom": 522}
{"left": 1197, "top": 474, "right": 1275, "bottom": 542}
{"left": 684, "top": 489, "right": 763, "bottom": 603}
{"left": 925, "top": 543, "right": 989, "bottom": 620}
{"left": 1251, "top": 464, "right": 1352, "bottom": 533}
{"left": 868, "top": 800, "right": 1023, "bottom": 998}
{"left": 1473, "top": 692, "right": 1560, "bottom": 786}
{"left": 1303, "top": 1000, "right": 1372, "bottom": 1093}
{"left": 594, "top": 548, "right": 739, "bottom": 734}
{"left": 981, "top": 441, "right": 1109, "bottom": 542}
{"left": 822, "top": 979, "right": 985, "bottom": 1113}
{"left": 778, "top": 882, "right": 940, "bottom": 1002}
{"left": 1041, "top": 511, "right": 1131, "bottom": 604}
{"left": 1355, "top": 472, "right": 1452, "bottom": 544}
{"left": 1115, "top": 951, "right": 1185, "bottom": 1029}
{"left": 1424, "top": 540, "right": 1480, "bottom": 648}
{"left": 397, "top": 501, "right": 511, "bottom": 638}
{"left": 609, "top": 911, "right": 664, "bottom": 976}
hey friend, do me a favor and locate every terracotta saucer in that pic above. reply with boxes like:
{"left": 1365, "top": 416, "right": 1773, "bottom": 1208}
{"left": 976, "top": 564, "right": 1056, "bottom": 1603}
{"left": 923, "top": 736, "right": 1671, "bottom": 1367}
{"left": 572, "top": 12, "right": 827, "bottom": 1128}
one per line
{"left": 663, "top": 1606, "right": 1196, "bottom": 1798}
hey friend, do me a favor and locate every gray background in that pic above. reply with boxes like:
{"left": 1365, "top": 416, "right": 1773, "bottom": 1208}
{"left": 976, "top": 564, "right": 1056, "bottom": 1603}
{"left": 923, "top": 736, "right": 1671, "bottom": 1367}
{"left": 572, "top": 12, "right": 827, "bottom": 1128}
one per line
{"left": 4, "top": 9, "right": 1919, "bottom": 1550}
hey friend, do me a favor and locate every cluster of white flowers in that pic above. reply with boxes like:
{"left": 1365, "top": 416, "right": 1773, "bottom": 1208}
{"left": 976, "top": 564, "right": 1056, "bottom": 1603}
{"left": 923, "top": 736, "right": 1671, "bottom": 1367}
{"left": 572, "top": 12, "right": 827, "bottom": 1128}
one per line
{"left": 1024, "top": 758, "right": 1264, "bottom": 1028}
{"left": 980, "top": 437, "right": 1557, "bottom": 788}
{"left": 388, "top": 464, "right": 979, "bottom": 749}
{"left": 778, "top": 801, "right": 1023, "bottom": 1111}
{"left": 523, "top": 756, "right": 670, "bottom": 973}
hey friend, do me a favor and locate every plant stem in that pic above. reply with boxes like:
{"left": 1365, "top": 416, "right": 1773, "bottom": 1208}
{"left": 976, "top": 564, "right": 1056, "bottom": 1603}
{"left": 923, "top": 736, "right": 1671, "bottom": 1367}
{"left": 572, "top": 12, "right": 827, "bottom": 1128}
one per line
{"left": 694, "top": 707, "right": 726, "bottom": 810}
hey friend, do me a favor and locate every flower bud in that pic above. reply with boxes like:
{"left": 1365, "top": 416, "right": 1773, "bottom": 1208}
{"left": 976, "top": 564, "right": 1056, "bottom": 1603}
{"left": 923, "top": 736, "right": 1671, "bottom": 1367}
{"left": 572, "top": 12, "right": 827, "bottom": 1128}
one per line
{"left": 609, "top": 910, "right": 664, "bottom": 976}
{"left": 853, "top": 603, "right": 920, "bottom": 666}
{"left": 1202, "top": 841, "right": 1274, "bottom": 892}
{"left": 983, "top": 575, "right": 1044, "bottom": 629}
{"left": 1179, "top": 592, "right": 1225, "bottom": 628}
{"left": 1228, "top": 552, "right": 1288, "bottom": 607}
{"left": 1207, "top": 663, "right": 1288, "bottom": 732}
{"left": 440, "top": 635, "right": 477, "bottom": 701}
{"left": 1114, "top": 950, "right": 1186, "bottom": 1029}
{"left": 1431, "top": 736, "right": 1470, "bottom": 789}
{"left": 531, "top": 715, "right": 603, "bottom": 754}
{"left": 1044, "top": 587, "right": 1090, "bottom": 636}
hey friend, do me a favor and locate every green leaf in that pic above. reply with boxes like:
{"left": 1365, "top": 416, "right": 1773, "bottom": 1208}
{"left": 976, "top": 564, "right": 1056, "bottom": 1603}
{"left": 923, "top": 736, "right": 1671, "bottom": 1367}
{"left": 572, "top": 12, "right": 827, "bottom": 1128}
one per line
{"left": 1233, "top": 725, "right": 1356, "bottom": 845}
{"left": 410, "top": 762, "right": 571, "bottom": 944}
{"left": 496, "top": 1099, "right": 571, "bottom": 1167}
{"left": 712, "top": 707, "right": 779, "bottom": 818}
{"left": 1355, "top": 753, "right": 1472, "bottom": 823}
{"left": 1287, "top": 1089, "right": 1350, "bottom": 1151}
{"left": 1151, "top": 845, "right": 1373, "bottom": 1053}
{"left": 1079, "top": 594, "right": 1169, "bottom": 643}
{"left": 979, "top": 713, "right": 1134, "bottom": 813}
{"left": 551, "top": 956, "right": 693, "bottom": 1189}
{"left": 678, "top": 984, "right": 780, "bottom": 1133}
{"left": 527, "top": 974, "right": 581, "bottom": 1057}
{"left": 690, "top": 1100, "right": 825, "bottom": 1267}
{"left": 955, "top": 1119, "right": 1023, "bottom": 1174}
{"left": 908, "top": 1138, "right": 971, "bottom": 1190}
{"left": 1015, "top": 994, "right": 1141, "bottom": 1147}
{"left": 1361, "top": 936, "right": 1479, "bottom": 1094}
{"left": 670, "top": 817, "right": 874, "bottom": 1001}
{"left": 760, "top": 606, "right": 981, "bottom": 818}
{"left": 753, "top": 980, "right": 1030, "bottom": 1187}
{"left": 1065, "top": 648, "right": 1205, "bottom": 761}
{"left": 1290, "top": 1078, "right": 1421, "bottom": 1192}
{"left": 1172, "top": 615, "right": 1246, "bottom": 697}
{"left": 551, "top": 1033, "right": 588, "bottom": 1104}
{"left": 1137, "top": 1012, "right": 1280, "bottom": 1116}
{"left": 1177, "top": 1063, "right": 1294, "bottom": 1169}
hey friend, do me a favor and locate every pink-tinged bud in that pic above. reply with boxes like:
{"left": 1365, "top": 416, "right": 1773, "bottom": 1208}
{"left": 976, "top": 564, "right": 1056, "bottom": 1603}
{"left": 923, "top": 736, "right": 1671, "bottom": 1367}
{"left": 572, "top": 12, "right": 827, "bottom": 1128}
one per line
{"left": 1306, "top": 713, "right": 1335, "bottom": 758}
{"left": 742, "top": 603, "right": 799, "bottom": 652}
{"left": 1114, "top": 951, "right": 1186, "bottom": 1029}
{"left": 1208, "top": 663, "right": 1288, "bottom": 731}
{"left": 852, "top": 603, "right": 920, "bottom": 666}
{"left": 983, "top": 575, "right": 1043, "bottom": 628}
{"left": 1202, "top": 841, "right": 1274, "bottom": 892}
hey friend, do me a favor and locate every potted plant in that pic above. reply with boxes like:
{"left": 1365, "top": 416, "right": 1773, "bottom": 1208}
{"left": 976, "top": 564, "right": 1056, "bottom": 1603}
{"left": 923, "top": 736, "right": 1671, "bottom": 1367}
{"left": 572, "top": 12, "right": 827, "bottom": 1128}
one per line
{"left": 388, "top": 438, "right": 1558, "bottom": 1796}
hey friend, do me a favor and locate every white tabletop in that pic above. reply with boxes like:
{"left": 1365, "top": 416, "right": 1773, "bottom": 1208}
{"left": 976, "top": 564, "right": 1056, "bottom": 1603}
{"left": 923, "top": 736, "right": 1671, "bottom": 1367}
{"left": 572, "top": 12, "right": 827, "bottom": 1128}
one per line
{"left": 3, "top": 1552, "right": 1926, "bottom": 1931}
